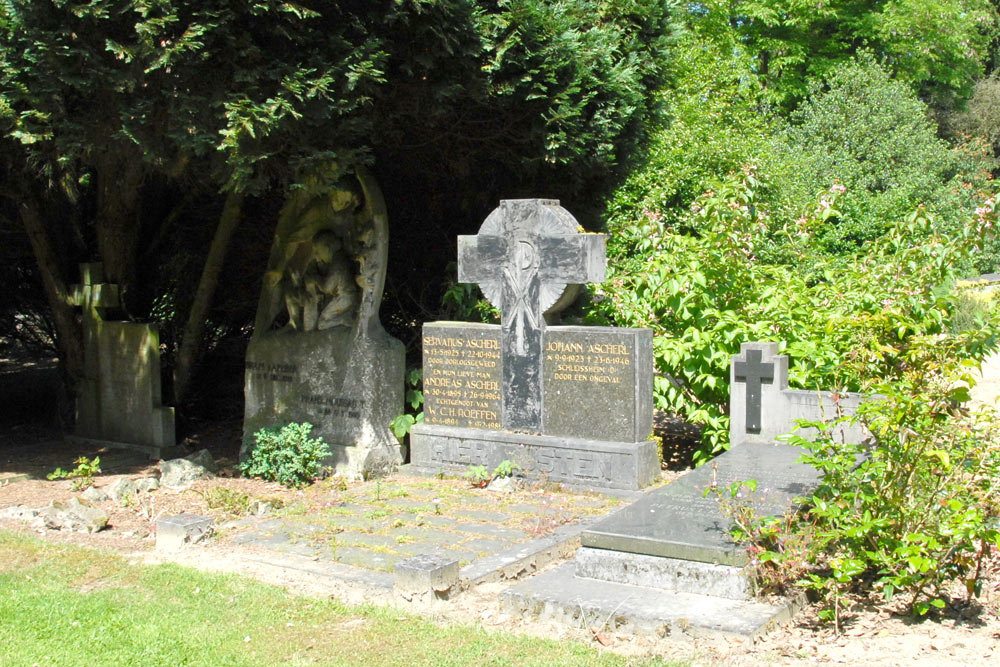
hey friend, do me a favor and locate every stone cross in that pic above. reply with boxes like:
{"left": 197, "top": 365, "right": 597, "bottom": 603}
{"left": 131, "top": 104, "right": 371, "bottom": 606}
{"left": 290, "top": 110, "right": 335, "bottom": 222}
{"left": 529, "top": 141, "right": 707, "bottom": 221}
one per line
{"left": 68, "top": 263, "right": 120, "bottom": 320}
{"left": 733, "top": 348, "right": 775, "bottom": 433}
{"left": 457, "top": 199, "right": 605, "bottom": 432}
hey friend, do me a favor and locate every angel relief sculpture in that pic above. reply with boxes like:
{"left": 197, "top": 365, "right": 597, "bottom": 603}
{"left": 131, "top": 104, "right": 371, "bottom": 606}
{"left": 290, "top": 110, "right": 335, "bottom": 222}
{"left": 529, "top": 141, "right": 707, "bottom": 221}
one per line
{"left": 253, "top": 164, "right": 388, "bottom": 338}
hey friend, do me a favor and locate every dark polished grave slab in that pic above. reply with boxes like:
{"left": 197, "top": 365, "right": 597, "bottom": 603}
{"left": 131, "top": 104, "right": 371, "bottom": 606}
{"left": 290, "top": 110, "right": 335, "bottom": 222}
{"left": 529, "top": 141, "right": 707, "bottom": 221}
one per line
{"left": 581, "top": 443, "right": 821, "bottom": 566}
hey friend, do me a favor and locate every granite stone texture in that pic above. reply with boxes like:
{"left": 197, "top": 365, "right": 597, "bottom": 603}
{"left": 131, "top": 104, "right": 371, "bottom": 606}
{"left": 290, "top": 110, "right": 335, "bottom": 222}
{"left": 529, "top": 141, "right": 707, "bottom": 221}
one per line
{"left": 580, "top": 442, "right": 822, "bottom": 567}
{"left": 410, "top": 424, "right": 659, "bottom": 491}
{"left": 457, "top": 199, "right": 606, "bottom": 432}
{"left": 156, "top": 513, "right": 214, "bottom": 551}
{"left": 243, "top": 327, "right": 404, "bottom": 478}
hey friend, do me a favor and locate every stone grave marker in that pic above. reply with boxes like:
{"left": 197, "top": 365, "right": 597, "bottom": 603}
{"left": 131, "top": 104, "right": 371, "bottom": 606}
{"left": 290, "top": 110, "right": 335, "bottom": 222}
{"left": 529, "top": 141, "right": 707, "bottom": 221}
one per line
{"left": 580, "top": 341, "right": 873, "bottom": 577}
{"left": 243, "top": 165, "right": 404, "bottom": 479}
{"left": 501, "top": 340, "right": 877, "bottom": 637}
{"left": 411, "top": 199, "right": 657, "bottom": 490}
{"left": 729, "top": 341, "right": 869, "bottom": 446}
{"left": 68, "top": 263, "right": 177, "bottom": 458}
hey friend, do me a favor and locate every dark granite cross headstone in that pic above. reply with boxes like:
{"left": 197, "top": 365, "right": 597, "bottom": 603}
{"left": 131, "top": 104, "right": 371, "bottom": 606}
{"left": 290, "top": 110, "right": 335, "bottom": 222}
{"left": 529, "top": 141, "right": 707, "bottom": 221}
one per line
{"left": 732, "top": 348, "right": 774, "bottom": 433}
{"left": 457, "top": 199, "right": 605, "bottom": 432}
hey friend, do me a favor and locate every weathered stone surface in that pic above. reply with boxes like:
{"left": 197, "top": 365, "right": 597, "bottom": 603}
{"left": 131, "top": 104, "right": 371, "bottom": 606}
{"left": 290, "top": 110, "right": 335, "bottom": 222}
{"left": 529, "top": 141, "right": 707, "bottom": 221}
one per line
{"left": 184, "top": 449, "right": 218, "bottom": 473}
{"left": 156, "top": 513, "right": 213, "bottom": 551}
{"left": 420, "top": 323, "right": 653, "bottom": 444}
{"left": 40, "top": 497, "right": 108, "bottom": 533}
{"left": 730, "top": 342, "right": 872, "bottom": 446}
{"left": 411, "top": 425, "right": 659, "bottom": 491}
{"left": 542, "top": 327, "right": 653, "bottom": 443}
{"left": 394, "top": 553, "right": 460, "bottom": 600}
{"left": 135, "top": 477, "right": 160, "bottom": 493}
{"left": 581, "top": 443, "right": 820, "bottom": 567}
{"left": 457, "top": 199, "right": 606, "bottom": 433}
{"left": 69, "top": 263, "right": 176, "bottom": 457}
{"left": 81, "top": 485, "right": 110, "bottom": 503}
{"left": 0, "top": 505, "right": 39, "bottom": 520}
{"left": 107, "top": 477, "right": 138, "bottom": 503}
{"left": 412, "top": 199, "right": 657, "bottom": 491}
{"left": 159, "top": 456, "right": 214, "bottom": 491}
{"left": 486, "top": 476, "right": 520, "bottom": 493}
{"left": 500, "top": 562, "right": 800, "bottom": 639}
{"left": 575, "top": 547, "right": 754, "bottom": 600}
{"left": 243, "top": 165, "right": 404, "bottom": 480}
{"left": 243, "top": 327, "right": 403, "bottom": 478}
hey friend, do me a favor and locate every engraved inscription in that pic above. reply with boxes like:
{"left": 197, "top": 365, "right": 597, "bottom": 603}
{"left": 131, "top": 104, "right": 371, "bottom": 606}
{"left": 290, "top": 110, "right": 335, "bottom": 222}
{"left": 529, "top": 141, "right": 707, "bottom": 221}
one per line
{"left": 422, "top": 327, "right": 502, "bottom": 430}
{"left": 542, "top": 328, "right": 642, "bottom": 442}
{"left": 545, "top": 339, "right": 631, "bottom": 386}
{"left": 246, "top": 360, "right": 299, "bottom": 383}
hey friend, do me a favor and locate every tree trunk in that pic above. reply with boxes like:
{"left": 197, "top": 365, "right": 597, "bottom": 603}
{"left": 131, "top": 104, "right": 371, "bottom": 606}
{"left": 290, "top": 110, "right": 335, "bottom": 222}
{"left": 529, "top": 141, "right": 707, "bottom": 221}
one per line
{"left": 20, "top": 197, "right": 83, "bottom": 426}
{"left": 172, "top": 190, "right": 245, "bottom": 405}
{"left": 94, "top": 142, "right": 144, "bottom": 312}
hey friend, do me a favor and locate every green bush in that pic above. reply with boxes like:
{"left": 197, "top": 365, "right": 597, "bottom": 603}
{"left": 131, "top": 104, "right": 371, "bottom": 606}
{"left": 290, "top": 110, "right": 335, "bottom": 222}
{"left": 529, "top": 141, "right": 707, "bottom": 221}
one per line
{"left": 604, "top": 36, "right": 771, "bottom": 255}
{"left": 240, "top": 422, "right": 331, "bottom": 488}
{"left": 752, "top": 336, "right": 1000, "bottom": 625}
{"left": 765, "top": 55, "right": 992, "bottom": 259}
{"left": 593, "top": 166, "right": 1000, "bottom": 462}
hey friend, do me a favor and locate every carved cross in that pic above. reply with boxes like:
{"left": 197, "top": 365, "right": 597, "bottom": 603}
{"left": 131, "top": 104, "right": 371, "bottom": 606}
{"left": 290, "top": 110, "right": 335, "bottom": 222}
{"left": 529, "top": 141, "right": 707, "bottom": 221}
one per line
{"left": 733, "top": 348, "right": 775, "bottom": 433}
{"left": 458, "top": 199, "right": 605, "bottom": 432}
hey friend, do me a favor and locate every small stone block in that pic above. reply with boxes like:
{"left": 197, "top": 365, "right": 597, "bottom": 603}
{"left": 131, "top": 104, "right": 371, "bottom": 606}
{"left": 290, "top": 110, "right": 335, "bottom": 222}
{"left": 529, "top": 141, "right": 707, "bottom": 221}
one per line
{"left": 394, "top": 553, "right": 460, "bottom": 596}
{"left": 156, "top": 513, "right": 213, "bottom": 551}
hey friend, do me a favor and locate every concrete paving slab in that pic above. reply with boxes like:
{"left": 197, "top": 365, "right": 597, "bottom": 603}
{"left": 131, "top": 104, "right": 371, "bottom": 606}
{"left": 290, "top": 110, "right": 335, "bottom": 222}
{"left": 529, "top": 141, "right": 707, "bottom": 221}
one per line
{"left": 457, "top": 537, "right": 512, "bottom": 555}
{"left": 505, "top": 503, "right": 559, "bottom": 516}
{"left": 450, "top": 521, "right": 527, "bottom": 540}
{"left": 452, "top": 508, "right": 513, "bottom": 523}
{"left": 460, "top": 521, "right": 586, "bottom": 586}
{"left": 500, "top": 562, "right": 800, "bottom": 639}
{"left": 334, "top": 530, "right": 399, "bottom": 550}
{"left": 330, "top": 545, "right": 401, "bottom": 571}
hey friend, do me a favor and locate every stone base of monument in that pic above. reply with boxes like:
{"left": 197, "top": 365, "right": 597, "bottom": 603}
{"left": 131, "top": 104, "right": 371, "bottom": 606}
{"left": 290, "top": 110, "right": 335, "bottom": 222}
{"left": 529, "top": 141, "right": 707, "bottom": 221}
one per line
{"left": 409, "top": 424, "right": 659, "bottom": 491}
{"left": 500, "top": 442, "right": 820, "bottom": 637}
{"left": 574, "top": 547, "right": 755, "bottom": 600}
{"left": 66, "top": 435, "right": 185, "bottom": 462}
{"left": 243, "top": 327, "right": 404, "bottom": 479}
{"left": 499, "top": 562, "right": 803, "bottom": 639}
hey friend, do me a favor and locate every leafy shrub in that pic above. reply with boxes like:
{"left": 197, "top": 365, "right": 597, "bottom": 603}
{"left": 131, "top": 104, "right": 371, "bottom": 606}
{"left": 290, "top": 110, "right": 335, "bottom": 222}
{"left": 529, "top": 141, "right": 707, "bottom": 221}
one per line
{"left": 47, "top": 456, "right": 101, "bottom": 491}
{"left": 604, "top": 36, "right": 770, "bottom": 250}
{"left": 465, "top": 465, "right": 491, "bottom": 488}
{"left": 765, "top": 55, "right": 991, "bottom": 259}
{"left": 593, "top": 165, "right": 1000, "bottom": 462}
{"left": 744, "top": 337, "right": 1000, "bottom": 626}
{"left": 240, "top": 422, "right": 331, "bottom": 488}
{"left": 390, "top": 368, "right": 425, "bottom": 442}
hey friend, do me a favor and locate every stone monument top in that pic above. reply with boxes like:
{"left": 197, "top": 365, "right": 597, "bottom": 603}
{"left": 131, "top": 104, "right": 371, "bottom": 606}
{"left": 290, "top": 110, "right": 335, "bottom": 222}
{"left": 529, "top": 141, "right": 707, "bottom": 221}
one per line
{"left": 457, "top": 199, "right": 606, "bottom": 432}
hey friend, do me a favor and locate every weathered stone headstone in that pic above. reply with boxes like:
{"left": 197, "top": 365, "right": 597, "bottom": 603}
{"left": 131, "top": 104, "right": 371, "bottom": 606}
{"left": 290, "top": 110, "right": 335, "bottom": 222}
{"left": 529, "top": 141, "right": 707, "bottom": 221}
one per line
{"left": 729, "top": 342, "right": 869, "bottom": 446}
{"left": 243, "top": 165, "right": 404, "bottom": 479}
{"left": 68, "top": 263, "right": 177, "bottom": 458}
{"left": 502, "top": 340, "right": 877, "bottom": 637}
{"left": 411, "top": 199, "right": 657, "bottom": 490}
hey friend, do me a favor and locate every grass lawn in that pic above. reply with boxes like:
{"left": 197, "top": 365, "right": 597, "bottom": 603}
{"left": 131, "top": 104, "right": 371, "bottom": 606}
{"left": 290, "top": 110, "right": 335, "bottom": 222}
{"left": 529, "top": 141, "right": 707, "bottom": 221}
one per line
{"left": 0, "top": 531, "right": 683, "bottom": 666}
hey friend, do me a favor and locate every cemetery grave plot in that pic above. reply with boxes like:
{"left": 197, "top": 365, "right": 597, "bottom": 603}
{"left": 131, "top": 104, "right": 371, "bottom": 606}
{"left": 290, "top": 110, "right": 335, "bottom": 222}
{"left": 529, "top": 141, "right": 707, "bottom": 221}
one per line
{"left": 411, "top": 199, "right": 658, "bottom": 490}
{"left": 0, "top": 419, "right": 625, "bottom": 572}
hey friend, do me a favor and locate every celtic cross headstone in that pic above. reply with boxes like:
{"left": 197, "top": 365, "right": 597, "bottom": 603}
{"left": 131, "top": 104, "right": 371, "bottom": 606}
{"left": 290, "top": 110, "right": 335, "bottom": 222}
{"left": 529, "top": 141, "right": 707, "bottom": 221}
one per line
{"left": 411, "top": 199, "right": 658, "bottom": 491}
{"left": 457, "top": 199, "right": 606, "bottom": 431}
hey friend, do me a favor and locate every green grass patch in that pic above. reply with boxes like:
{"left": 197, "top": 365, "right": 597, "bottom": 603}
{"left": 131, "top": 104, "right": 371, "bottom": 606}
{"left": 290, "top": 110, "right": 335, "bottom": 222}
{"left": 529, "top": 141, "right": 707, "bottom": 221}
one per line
{"left": 0, "top": 531, "right": 682, "bottom": 666}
